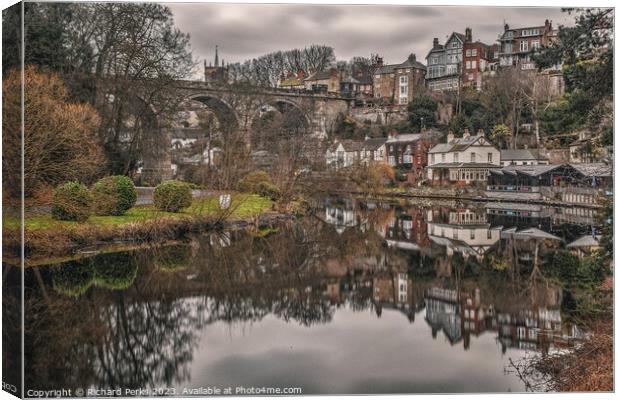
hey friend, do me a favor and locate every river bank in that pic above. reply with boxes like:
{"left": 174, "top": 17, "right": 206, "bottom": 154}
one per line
{"left": 337, "top": 187, "right": 606, "bottom": 209}
{"left": 2, "top": 193, "right": 292, "bottom": 266}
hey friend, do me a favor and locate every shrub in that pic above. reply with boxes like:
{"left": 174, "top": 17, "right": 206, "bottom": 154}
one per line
{"left": 154, "top": 244, "right": 192, "bottom": 272}
{"left": 153, "top": 180, "right": 192, "bottom": 212}
{"left": 92, "top": 252, "right": 138, "bottom": 290}
{"left": 238, "top": 170, "right": 271, "bottom": 192}
{"left": 51, "top": 259, "right": 94, "bottom": 297}
{"left": 51, "top": 181, "right": 93, "bottom": 221}
{"left": 256, "top": 181, "right": 281, "bottom": 201}
{"left": 92, "top": 175, "right": 137, "bottom": 216}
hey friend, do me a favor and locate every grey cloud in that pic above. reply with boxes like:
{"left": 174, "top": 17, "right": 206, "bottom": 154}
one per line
{"left": 168, "top": 3, "right": 573, "bottom": 70}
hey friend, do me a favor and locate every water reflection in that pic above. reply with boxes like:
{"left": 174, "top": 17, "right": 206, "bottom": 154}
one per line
{"left": 4, "top": 199, "right": 598, "bottom": 394}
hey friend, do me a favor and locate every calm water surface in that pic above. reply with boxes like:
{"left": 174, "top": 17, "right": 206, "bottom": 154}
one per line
{"left": 4, "top": 199, "right": 599, "bottom": 395}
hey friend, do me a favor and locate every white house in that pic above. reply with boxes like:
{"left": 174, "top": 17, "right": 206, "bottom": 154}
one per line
{"left": 361, "top": 137, "right": 388, "bottom": 163}
{"left": 427, "top": 129, "right": 501, "bottom": 185}
{"left": 500, "top": 149, "right": 549, "bottom": 166}
{"left": 325, "top": 140, "right": 364, "bottom": 169}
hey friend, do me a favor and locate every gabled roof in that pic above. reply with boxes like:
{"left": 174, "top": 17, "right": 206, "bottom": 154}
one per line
{"left": 428, "top": 135, "right": 496, "bottom": 154}
{"left": 375, "top": 57, "right": 426, "bottom": 75}
{"left": 305, "top": 70, "right": 334, "bottom": 81}
{"left": 570, "top": 163, "right": 613, "bottom": 177}
{"left": 495, "top": 164, "right": 563, "bottom": 177}
{"left": 501, "top": 149, "right": 549, "bottom": 161}
{"left": 328, "top": 139, "right": 364, "bottom": 153}
{"left": 448, "top": 32, "right": 467, "bottom": 44}
{"left": 362, "top": 137, "right": 387, "bottom": 150}
{"left": 567, "top": 235, "right": 601, "bottom": 249}
{"left": 386, "top": 133, "right": 423, "bottom": 143}
{"left": 501, "top": 227, "right": 561, "bottom": 241}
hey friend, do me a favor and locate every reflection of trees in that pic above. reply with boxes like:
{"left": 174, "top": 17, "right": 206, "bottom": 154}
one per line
{"left": 90, "top": 294, "right": 205, "bottom": 389}
{"left": 153, "top": 244, "right": 192, "bottom": 272}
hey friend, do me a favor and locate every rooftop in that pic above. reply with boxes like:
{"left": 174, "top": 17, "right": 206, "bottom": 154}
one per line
{"left": 567, "top": 235, "right": 601, "bottom": 249}
{"left": 501, "top": 149, "right": 549, "bottom": 161}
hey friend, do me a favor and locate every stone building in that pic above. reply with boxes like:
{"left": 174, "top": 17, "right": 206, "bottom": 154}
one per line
{"left": 373, "top": 54, "right": 426, "bottom": 105}
{"left": 304, "top": 69, "right": 340, "bottom": 93}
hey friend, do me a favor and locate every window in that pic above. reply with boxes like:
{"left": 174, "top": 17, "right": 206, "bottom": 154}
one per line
{"left": 471, "top": 60, "right": 477, "bottom": 69}
{"left": 471, "top": 152, "right": 476, "bottom": 162}
{"left": 399, "top": 96, "right": 408, "bottom": 105}
{"left": 532, "top": 40, "right": 540, "bottom": 50}
{"left": 471, "top": 48, "right": 477, "bottom": 56}
{"left": 487, "top": 153, "right": 493, "bottom": 163}
{"left": 466, "top": 61, "right": 471, "bottom": 69}
{"left": 520, "top": 40, "right": 528, "bottom": 52}
{"left": 441, "top": 153, "right": 446, "bottom": 162}
{"left": 470, "top": 229, "right": 475, "bottom": 239}
{"left": 400, "top": 85, "right": 407, "bottom": 95}
{"left": 399, "top": 76, "right": 408, "bottom": 84}
{"left": 454, "top": 153, "right": 459, "bottom": 162}
{"left": 388, "top": 156, "right": 396, "bottom": 166}
{"left": 487, "top": 230, "right": 492, "bottom": 239}
{"left": 465, "top": 49, "right": 471, "bottom": 56}
{"left": 452, "top": 41, "right": 458, "bottom": 48}
{"left": 431, "top": 154, "right": 435, "bottom": 163}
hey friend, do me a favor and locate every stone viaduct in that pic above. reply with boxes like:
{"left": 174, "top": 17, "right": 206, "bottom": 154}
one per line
{"left": 140, "top": 80, "right": 354, "bottom": 184}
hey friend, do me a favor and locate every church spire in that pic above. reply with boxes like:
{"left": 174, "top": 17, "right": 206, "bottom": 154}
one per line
{"left": 214, "top": 45, "right": 219, "bottom": 67}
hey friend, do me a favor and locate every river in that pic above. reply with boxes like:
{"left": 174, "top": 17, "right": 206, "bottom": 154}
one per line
{"left": 3, "top": 198, "right": 600, "bottom": 395}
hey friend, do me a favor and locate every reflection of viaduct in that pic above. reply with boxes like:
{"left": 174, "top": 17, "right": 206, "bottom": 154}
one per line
{"left": 136, "top": 80, "right": 353, "bottom": 183}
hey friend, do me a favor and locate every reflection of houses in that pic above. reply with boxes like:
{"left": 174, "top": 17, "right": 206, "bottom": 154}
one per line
{"left": 324, "top": 205, "right": 358, "bottom": 234}
{"left": 500, "top": 227, "right": 561, "bottom": 263}
{"left": 567, "top": 235, "right": 601, "bottom": 258}
{"left": 384, "top": 207, "right": 433, "bottom": 252}
{"left": 426, "top": 207, "right": 501, "bottom": 259}
{"left": 486, "top": 163, "right": 612, "bottom": 205}
{"left": 427, "top": 129, "right": 501, "bottom": 185}
{"left": 424, "top": 285, "right": 584, "bottom": 353}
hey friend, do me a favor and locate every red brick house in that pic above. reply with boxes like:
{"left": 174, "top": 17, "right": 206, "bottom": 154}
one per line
{"left": 461, "top": 28, "right": 496, "bottom": 90}
{"left": 385, "top": 130, "right": 441, "bottom": 183}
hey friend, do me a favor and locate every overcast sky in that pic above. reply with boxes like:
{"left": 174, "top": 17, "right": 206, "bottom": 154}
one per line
{"left": 166, "top": 3, "right": 574, "bottom": 74}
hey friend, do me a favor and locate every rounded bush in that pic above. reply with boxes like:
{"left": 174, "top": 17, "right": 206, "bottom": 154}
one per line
{"left": 52, "top": 259, "right": 94, "bottom": 297}
{"left": 256, "top": 181, "right": 281, "bottom": 201}
{"left": 238, "top": 170, "right": 271, "bottom": 193}
{"left": 92, "top": 252, "right": 139, "bottom": 290}
{"left": 154, "top": 244, "right": 192, "bottom": 272}
{"left": 51, "top": 181, "right": 93, "bottom": 221}
{"left": 92, "top": 175, "right": 137, "bottom": 216}
{"left": 153, "top": 180, "right": 192, "bottom": 212}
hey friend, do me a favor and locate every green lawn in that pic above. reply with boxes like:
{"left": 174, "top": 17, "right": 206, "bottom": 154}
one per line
{"left": 5, "top": 194, "right": 273, "bottom": 232}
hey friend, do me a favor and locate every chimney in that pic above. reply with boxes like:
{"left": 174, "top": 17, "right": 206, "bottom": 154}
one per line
{"left": 465, "top": 27, "right": 472, "bottom": 42}
{"left": 463, "top": 128, "right": 470, "bottom": 138}
{"left": 433, "top": 38, "right": 439, "bottom": 49}
{"left": 504, "top": 23, "right": 509, "bottom": 32}
{"left": 477, "top": 129, "right": 484, "bottom": 137}
{"left": 376, "top": 57, "right": 384, "bottom": 67}
{"left": 408, "top": 53, "right": 417, "bottom": 63}
{"left": 447, "top": 131, "right": 454, "bottom": 143}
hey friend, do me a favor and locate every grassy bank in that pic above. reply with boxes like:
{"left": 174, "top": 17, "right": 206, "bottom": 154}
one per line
{"left": 3, "top": 193, "right": 276, "bottom": 264}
